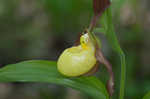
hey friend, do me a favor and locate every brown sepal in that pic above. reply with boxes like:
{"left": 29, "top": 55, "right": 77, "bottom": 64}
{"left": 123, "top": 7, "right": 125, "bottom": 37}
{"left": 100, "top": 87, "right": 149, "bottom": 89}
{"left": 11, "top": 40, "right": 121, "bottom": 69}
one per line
{"left": 74, "top": 32, "right": 82, "bottom": 46}
{"left": 89, "top": 0, "right": 111, "bottom": 31}
{"left": 93, "top": 0, "right": 111, "bottom": 16}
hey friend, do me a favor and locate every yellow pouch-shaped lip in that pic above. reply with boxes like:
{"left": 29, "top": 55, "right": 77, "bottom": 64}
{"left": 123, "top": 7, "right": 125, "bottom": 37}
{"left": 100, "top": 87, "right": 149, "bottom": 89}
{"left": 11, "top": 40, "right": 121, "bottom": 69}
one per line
{"left": 57, "top": 45, "right": 96, "bottom": 77}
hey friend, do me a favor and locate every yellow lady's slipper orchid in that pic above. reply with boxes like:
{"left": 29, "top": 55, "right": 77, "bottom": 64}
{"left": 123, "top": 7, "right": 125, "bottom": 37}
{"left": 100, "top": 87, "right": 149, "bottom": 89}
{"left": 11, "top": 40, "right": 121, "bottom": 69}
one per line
{"left": 57, "top": 33, "right": 97, "bottom": 77}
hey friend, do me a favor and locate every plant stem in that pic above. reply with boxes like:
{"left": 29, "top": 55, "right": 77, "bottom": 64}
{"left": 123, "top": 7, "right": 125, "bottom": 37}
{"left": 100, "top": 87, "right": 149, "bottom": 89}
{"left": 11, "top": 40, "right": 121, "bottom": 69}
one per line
{"left": 119, "top": 52, "right": 126, "bottom": 99}
{"left": 106, "top": 8, "right": 126, "bottom": 99}
{"left": 88, "top": 3, "right": 126, "bottom": 99}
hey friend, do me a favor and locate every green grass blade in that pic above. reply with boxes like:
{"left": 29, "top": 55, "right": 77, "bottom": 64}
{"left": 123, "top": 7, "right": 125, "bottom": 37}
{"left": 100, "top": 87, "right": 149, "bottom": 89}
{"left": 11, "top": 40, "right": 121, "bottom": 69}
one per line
{"left": 0, "top": 60, "right": 109, "bottom": 99}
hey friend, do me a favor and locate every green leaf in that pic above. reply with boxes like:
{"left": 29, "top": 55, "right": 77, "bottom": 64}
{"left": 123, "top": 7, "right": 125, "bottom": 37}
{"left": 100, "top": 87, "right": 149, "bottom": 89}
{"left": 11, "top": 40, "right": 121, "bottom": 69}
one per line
{"left": 0, "top": 60, "right": 109, "bottom": 99}
{"left": 93, "top": 28, "right": 106, "bottom": 34}
{"left": 143, "top": 91, "right": 150, "bottom": 99}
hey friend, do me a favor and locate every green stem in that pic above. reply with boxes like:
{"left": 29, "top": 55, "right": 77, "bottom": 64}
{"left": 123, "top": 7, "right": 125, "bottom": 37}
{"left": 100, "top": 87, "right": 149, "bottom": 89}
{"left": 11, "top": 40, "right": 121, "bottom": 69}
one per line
{"left": 106, "top": 8, "right": 126, "bottom": 99}
{"left": 119, "top": 52, "right": 126, "bottom": 99}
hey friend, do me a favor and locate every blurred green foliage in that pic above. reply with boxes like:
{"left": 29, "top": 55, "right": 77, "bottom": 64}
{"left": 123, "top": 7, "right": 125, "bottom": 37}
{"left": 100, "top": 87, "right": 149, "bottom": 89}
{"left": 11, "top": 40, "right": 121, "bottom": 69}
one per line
{"left": 0, "top": 0, "right": 150, "bottom": 99}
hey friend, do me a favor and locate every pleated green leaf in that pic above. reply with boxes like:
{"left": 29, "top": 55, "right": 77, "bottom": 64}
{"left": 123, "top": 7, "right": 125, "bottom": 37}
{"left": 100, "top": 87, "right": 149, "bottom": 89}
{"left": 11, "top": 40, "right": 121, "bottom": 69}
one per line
{"left": 0, "top": 60, "right": 109, "bottom": 99}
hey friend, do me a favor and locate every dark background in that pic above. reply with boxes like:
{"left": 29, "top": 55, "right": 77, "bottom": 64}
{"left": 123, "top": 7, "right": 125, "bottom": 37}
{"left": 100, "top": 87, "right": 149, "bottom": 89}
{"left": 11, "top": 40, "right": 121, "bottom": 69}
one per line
{"left": 0, "top": 0, "right": 150, "bottom": 99}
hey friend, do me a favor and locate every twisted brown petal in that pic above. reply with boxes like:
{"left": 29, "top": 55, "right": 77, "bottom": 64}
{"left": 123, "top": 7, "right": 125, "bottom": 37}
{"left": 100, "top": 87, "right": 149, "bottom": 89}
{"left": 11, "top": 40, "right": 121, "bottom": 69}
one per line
{"left": 95, "top": 45, "right": 114, "bottom": 96}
